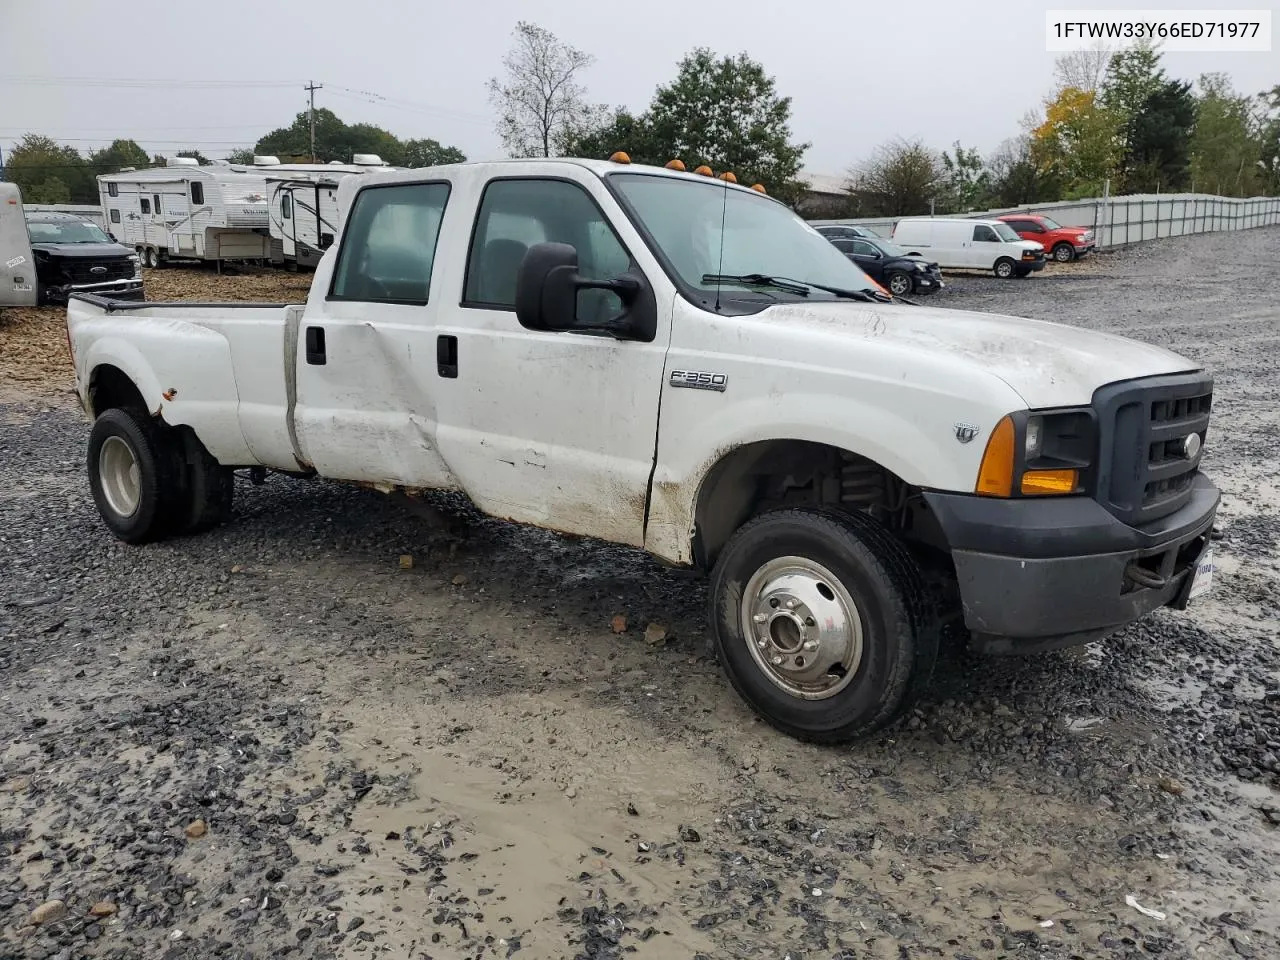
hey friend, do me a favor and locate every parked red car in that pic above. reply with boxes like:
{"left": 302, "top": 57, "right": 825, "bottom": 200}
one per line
{"left": 996, "top": 214, "right": 1095, "bottom": 263}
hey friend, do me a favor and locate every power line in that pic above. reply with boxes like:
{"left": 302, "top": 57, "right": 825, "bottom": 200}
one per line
{"left": 0, "top": 75, "right": 301, "bottom": 89}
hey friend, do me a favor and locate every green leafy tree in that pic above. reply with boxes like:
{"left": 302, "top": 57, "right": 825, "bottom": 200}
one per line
{"left": 256, "top": 108, "right": 358, "bottom": 162}
{"left": 987, "top": 135, "right": 1057, "bottom": 206}
{"left": 641, "top": 49, "right": 809, "bottom": 202}
{"left": 1252, "top": 84, "right": 1280, "bottom": 195}
{"left": 1031, "top": 87, "right": 1122, "bottom": 196}
{"left": 176, "top": 149, "right": 211, "bottom": 165}
{"left": 1190, "top": 73, "right": 1261, "bottom": 196}
{"left": 939, "top": 141, "right": 991, "bottom": 212}
{"left": 851, "top": 138, "right": 942, "bottom": 216}
{"left": 1125, "top": 80, "right": 1196, "bottom": 192}
{"left": 487, "top": 21, "right": 603, "bottom": 158}
{"left": 562, "top": 108, "right": 661, "bottom": 162}
{"left": 88, "top": 139, "right": 150, "bottom": 174}
{"left": 402, "top": 138, "right": 466, "bottom": 167}
{"left": 225, "top": 148, "right": 256, "bottom": 164}
{"left": 2, "top": 134, "right": 94, "bottom": 203}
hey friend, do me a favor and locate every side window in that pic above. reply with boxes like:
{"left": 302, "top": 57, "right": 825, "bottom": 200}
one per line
{"left": 153, "top": 194, "right": 162, "bottom": 215}
{"left": 107, "top": 183, "right": 119, "bottom": 198}
{"left": 281, "top": 193, "right": 292, "bottom": 220}
{"left": 140, "top": 198, "right": 151, "bottom": 215}
{"left": 329, "top": 181, "right": 450, "bottom": 304}
{"left": 850, "top": 240, "right": 877, "bottom": 256}
{"left": 831, "top": 239, "right": 855, "bottom": 253}
{"left": 109, "top": 209, "right": 121, "bottom": 224}
{"left": 190, "top": 182, "right": 204, "bottom": 205}
{"left": 464, "top": 178, "right": 632, "bottom": 325}
{"left": 973, "top": 224, "right": 999, "bottom": 242}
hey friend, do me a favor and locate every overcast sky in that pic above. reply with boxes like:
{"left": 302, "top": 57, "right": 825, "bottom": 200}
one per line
{"left": 2, "top": 0, "right": 1275, "bottom": 175}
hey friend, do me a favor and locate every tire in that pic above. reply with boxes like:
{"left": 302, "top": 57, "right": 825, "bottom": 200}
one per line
{"left": 1052, "top": 242, "right": 1075, "bottom": 263}
{"left": 886, "top": 271, "right": 913, "bottom": 296}
{"left": 87, "top": 407, "right": 182, "bottom": 544}
{"left": 178, "top": 430, "right": 234, "bottom": 535}
{"left": 145, "top": 248, "right": 159, "bottom": 269}
{"left": 993, "top": 258, "right": 1016, "bottom": 279}
{"left": 708, "top": 507, "right": 938, "bottom": 743}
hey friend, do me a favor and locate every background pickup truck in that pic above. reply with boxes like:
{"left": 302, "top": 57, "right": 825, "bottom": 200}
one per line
{"left": 66, "top": 156, "right": 1220, "bottom": 743}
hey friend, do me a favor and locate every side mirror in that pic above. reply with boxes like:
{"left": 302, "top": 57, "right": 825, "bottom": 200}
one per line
{"left": 514, "top": 241, "right": 653, "bottom": 341}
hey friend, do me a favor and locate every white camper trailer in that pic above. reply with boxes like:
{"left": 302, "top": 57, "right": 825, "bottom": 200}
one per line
{"left": 260, "top": 154, "right": 393, "bottom": 268}
{"left": 97, "top": 158, "right": 270, "bottom": 267}
{"left": 1, "top": 182, "right": 37, "bottom": 306}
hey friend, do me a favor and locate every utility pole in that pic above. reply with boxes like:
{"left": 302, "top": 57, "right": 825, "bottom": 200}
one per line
{"left": 304, "top": 80, "right": 323, "bottom": 162}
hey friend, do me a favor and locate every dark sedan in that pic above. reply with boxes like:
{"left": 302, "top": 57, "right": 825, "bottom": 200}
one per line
{"left": 25, "top": 212, "right": 144, "bottom": 304}
{"left": 828, "top": 235, "right": 943, "bottom": 296}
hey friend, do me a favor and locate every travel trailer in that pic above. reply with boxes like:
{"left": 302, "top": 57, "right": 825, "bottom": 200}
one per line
{"left": 259, "top": 154, "right": 394, "bottom": 268}
{"left": 97, "top": 158, "right": 271, "bottom": 266}
{"left": 1, "top": 182, "right": 37, "bottom": 306}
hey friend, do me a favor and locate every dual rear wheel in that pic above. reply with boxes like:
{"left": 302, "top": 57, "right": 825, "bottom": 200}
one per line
{"left": 87, "top": 407, "right": 233, "bottom": 544}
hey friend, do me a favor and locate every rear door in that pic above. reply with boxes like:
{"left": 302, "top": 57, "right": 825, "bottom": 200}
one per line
{"left": 0, "top": 185, "right": 36, "bottom": 306}
{"left": 838, "top": 238, "right": 884, "bottom": 283}
{"left": 279, "top": 185, "right": 297, "bottom": 260}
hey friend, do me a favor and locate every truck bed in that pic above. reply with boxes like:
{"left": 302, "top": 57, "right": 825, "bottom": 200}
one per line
{"left": 66, "top": 294, "right": 307, "bottom": 470}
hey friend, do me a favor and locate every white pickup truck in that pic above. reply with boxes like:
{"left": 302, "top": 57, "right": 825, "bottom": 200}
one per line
{"left": 65, "top": 156, "right": 1220, "bottom": 743}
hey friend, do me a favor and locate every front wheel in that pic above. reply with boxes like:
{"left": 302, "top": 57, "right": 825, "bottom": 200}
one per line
{"left": 709, "top": 508, "right": 938, "bottom": 743}
{"left": 886, "top": 271, "right": 913, "bottom": 296}
{"left": 993, "top": 258, "right": 1016, "bottom": 279}
{"left": 1052, "top": 242, "right": 1075, "bottom": 262}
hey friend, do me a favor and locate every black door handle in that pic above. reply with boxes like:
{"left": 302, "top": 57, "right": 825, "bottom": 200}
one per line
{"left": 437, "top": 334, "right": 457, "bottom": 378}
{"left": 305, "top": 326, "right": 326, "bottom": 365}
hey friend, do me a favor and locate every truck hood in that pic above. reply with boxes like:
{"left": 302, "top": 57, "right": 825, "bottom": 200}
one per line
{"left": 30, "top": 242, "right": 134, "bottom": 259}
{"left": 758, "top": 300, "right": 1200, "bottom": 408}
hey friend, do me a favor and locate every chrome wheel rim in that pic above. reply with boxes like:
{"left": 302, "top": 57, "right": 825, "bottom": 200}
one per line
{"left": 1054, "top": 245, "right": 1072, "bottom": 262}
{"left": 889, "top": 274, "right": 911, "bottom": 295}
{"left": 740, "top": 556, "right": 864, "bottom": 700}
{"left": 99, "top": 435, "right": 141, "bottom": 517}
{"left": 996, "top": 262, "right": 1012, "bottom": 277}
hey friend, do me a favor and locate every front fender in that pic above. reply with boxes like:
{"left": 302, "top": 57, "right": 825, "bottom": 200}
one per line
{"left": 79, "top": 319, "right": 255, "bottom": 465}
{"left": 642, "top": 390, "right": 1011, "bottom": 565}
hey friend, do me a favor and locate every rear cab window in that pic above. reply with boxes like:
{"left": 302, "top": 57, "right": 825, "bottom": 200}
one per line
{"left": 328, "top": 181, "right": 451, "bottom": 304}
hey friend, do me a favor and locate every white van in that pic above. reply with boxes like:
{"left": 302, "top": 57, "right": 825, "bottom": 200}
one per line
{"left": 891, "top": 217, "right": 1046, "bottom": 279}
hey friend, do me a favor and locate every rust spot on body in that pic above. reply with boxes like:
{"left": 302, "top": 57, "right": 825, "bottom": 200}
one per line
{"left": 162, "top": 388, "right": 177, "bottom": 401}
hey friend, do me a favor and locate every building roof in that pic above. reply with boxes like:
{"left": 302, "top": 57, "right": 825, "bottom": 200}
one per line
{"left": 799, "top": 170, "right": 852, "bottom": 196}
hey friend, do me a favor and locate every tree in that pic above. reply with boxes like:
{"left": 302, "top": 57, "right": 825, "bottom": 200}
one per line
{"left": 225, "top": 148, "right": 256, "bottom": 165}
{"left": 641, "top": 49, "right": 809, "bottom": 202}
{"left": 1052, "top": 44, "right": 1113, "bottom": 95}
{"left": 1124, "top": 79, "right": 1196, "bottom": 192}
{"left": 987, "top": 135, "right": 1057, "bottom": 206}
{"left": 402, "top": 138, "right": 466, "bottom": 167}
{"left": 939, "top": 142, "right": 991, "bottom": 212}
{"left": 562, "top": 108, "right": 660, "bottom": 162}
{"left": 256, "top": 108, "right": 359, "bottom": 162}
{"left": 1031, "top": 87, "right": 1122, "bottom": 196}
{"left": 851, "top": 138, "right": 942, "bottom": 216}
{"left": 1251, "top": 84, "right": 1280, "bottom": 195}
{"left": 176, "top": 149, "right": 211, "bottom": 165}
{"left": 2, "top": 134, "right": 94, "bottom": 204}
{"left": 487, "top": 21, "right": 602, "bottom": 158}
{"left": 1098, "top": 42, "right": 1193, "bottom": 192}
{"left": 88, "top": 139, "right": 150, "bottom": 174}
{"left": 1190, "top": 73, "right": 1261, "bottom": 196}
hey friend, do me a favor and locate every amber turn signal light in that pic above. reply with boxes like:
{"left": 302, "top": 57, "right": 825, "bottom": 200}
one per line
{"left": 975, "top": 415, "right": 1015, "bottom": 497}
{"left": 1020, "top": 469, "right": 1078, "bottom": 495}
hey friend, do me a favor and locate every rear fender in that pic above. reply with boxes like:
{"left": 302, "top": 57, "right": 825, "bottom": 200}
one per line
{"left": 80, "top": 319, "right": 254, "bottom": 465}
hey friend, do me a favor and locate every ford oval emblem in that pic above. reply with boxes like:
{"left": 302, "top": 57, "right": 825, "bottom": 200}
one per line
{"left": 90, "top": 265, "right": 108, "bottom": 275}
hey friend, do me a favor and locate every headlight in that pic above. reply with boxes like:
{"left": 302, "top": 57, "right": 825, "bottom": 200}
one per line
{"left": 976, "top": 409, "right": 1095, "bottom": 498}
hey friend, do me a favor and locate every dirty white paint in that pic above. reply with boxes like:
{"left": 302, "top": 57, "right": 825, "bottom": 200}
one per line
{"left": 1, "top": 183, "right": 37, "bottom": 307}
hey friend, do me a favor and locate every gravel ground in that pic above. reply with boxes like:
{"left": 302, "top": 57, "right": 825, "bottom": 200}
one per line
{"left": 2, "top": 230, "right": 1279, "bottom": 960}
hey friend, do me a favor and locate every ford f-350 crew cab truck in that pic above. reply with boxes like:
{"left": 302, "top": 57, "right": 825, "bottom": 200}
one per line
{"left": 65, "top": 157, "right": 1220, "bottom": 743}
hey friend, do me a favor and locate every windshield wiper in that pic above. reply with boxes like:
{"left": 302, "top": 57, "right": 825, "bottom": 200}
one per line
{"left": 702, "top": 272, "right": 900, "bottom": 305}
{"left": 702, "top": 273, "right": 810, "bottom": 296}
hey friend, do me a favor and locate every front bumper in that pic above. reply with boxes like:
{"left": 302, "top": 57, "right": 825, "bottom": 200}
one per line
{"left": 924, "top": 474, "right": 1219, "bottom": 653}
{"left": 48, "top": 278, "right": 144, "bottom": 302}
{"left": 1020, "top": 257, "right": 1047, "bottom": 272}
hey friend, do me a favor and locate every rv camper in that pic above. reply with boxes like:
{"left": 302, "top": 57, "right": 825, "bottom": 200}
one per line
{"left": 1, "top": 182, "right": 37, "bottom": 306}
{"left": 260, "top": 154, "right": 392, "bottom": 268}
{"left": 97, "top": 158, "right": 270, "bottom": 267}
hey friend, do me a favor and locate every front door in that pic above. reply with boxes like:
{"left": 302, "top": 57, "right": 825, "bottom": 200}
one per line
{"left": 844, "top": 238, "right": 886, "bottom": 283}
{"left": 430, "top": 174, "right": 670, "bottom": 547}
{"left": 969, "top": 223, "right": 1003, "bottom": 269}
{"left": 279, "top": 187, "right": 297, "bottom": 261}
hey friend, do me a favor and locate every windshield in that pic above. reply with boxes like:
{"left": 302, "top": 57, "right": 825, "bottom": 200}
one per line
{"left": 26, "top": 219, "right": 113, "bottom": 244}
{"left": 608, "top": 173, "right": 877, "bottom": 303}
{"left": 1039, "top": 216, "right": 1061, "bottom": 230}
{"left": 991, "top": 221, "right": 1022, "bottom": 243}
